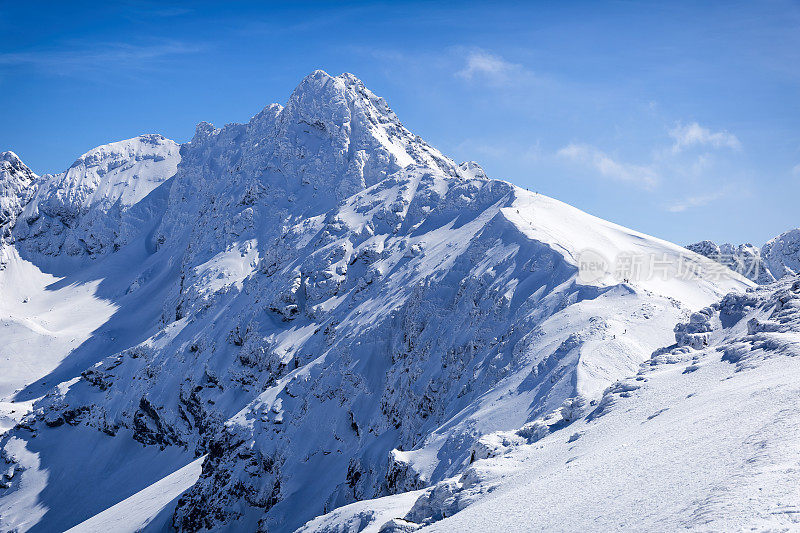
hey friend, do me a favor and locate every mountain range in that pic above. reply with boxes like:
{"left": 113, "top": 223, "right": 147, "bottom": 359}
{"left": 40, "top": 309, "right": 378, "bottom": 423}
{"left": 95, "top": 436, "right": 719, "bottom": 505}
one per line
{"left": 1, "top": 71, "right": 798, "bottom": 532}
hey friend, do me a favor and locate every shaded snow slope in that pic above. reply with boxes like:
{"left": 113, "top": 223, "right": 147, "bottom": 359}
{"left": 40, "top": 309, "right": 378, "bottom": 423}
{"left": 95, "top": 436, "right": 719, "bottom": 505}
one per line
{"left": 0, "top": 71, "right": 752, "bottom": 532}
{"left": 0, "top": 247, "right": 117, "bottom": 400}
{"left": 304, "top": 276, "right": 800, "bottom": 532}
{"left": 65, "top": 455, "right": 205, "bottom": 533}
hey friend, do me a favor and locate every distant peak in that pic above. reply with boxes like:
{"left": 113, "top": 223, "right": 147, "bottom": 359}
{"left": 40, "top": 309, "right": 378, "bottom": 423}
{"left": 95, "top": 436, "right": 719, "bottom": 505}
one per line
{"left": 1, "top": 151, "right": 25, "bottom": 168}
{"left": 1, "top": 150, "right": 21, "bottom": 163}
{"left": 304, "top": 69, "right": 334, "bottom": 83}
{"left": 0, "top": 150, "right": 36, "bottom": 179}
{"left": 136, "top": 133, "right": 170, "bottom": 145}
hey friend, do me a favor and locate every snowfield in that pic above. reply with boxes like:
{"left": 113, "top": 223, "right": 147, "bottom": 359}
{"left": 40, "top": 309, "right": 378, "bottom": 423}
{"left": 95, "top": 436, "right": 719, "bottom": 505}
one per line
{"left": 0, "top": 70, "right": 796, "bottom": 532}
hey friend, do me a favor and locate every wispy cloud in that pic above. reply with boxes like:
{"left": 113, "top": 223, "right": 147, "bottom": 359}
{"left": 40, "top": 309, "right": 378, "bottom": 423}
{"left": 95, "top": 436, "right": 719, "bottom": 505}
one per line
{"left": 0, "top": 40, "right": 201, "bottom": 77}
{"left": 669, "top": 122, "right": 741, "bottom": 153}
{"left": 792, "top": 163, "right": 800, "bottom": 177}
{"left": 666, "top": 189, "right": 729, "bottom": 212}
{"left": 557, "top": 143, "right": 658, "bottom": 189}
{"left": 456, "top": 49, "right": 530, "bottom": 85}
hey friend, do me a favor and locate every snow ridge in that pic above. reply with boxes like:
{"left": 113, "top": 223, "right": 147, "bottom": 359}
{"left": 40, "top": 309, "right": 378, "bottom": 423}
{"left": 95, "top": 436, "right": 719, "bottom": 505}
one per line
{"left": 304, "top": 275, "right": 800, "bottom": 532}
{"left": 12, "top": 134, "right": 180, "bottom": 260}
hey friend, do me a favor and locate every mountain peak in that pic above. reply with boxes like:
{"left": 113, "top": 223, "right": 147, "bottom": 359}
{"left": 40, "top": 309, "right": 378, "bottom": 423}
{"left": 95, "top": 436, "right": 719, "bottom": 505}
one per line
{"left": 174, "top": 69, "right": 458, "bottom": 227}
{"left": 1, "top": 150, "right": 22, "bottom": 164}
{"left": 282, "top": 70, "right": 399, "bottom": 129}
{"left": 9, "top": 134, "right": 180, "bottom": 258}
{"left": 1, "top": 70, "right": 787, "bottom": 533}
{"left": 0, "top": 150, "right": 37, "bottom": 236}
{"left": 1, "top": 150, "right": 35, "bottom": 178}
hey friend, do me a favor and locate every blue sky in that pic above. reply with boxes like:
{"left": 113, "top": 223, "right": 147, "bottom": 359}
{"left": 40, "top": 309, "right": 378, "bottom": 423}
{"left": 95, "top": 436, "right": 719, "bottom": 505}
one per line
{"left": 1, "top": 1, "right": 798, "bottom": 245}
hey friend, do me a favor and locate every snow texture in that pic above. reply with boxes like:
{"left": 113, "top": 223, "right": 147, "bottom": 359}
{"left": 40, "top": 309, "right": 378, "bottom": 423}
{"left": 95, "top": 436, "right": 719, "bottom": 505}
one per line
{"left": 0, "top": 70, "right": 786, "bottom": 533}
{"left": 313, "top": 276, "right": 800, "bottom": 532}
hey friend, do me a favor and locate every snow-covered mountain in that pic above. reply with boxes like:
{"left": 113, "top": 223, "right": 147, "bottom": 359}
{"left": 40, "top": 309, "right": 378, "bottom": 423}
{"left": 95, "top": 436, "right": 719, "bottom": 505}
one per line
{"left": 0, "top": 71, "right": 784, "bottom": 533}
{"left": 0, "top": 151, "right": 37, "bottom": 246}
{"left": 686, "top": 228, "right": 800, "bottom": 284}
{"left": 12, "top": 134, "right": 180, "bottom": 262}
{"left": 761, "top": 228, "right": 800, "bottom": 280}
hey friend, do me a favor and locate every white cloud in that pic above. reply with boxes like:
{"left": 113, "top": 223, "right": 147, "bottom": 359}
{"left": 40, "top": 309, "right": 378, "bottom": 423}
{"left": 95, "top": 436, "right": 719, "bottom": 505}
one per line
{"left": 557, "top": 143, "right": 658, "bottom": 189}
{"left": 666, "top": 190, "right": 727, "bottom": 212}
{"left": 456, "top": 49, "right": 527, "bottom": 85}
{"left": 669, "top": 122, "right": 741, "bottom": 153}
{"left": 792, "top": 164, "right": 800, "bottom": 176}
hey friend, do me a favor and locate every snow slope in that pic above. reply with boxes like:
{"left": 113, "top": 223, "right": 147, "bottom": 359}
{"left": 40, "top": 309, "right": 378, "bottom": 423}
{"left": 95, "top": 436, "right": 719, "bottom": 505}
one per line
{"left": 34, "top": 134, "right": 179, "bottom": 213}
{"left": 65, "top": 455, "right": 205, "bottom": 533}
{"left": 0, "top": 71, "right": 754, "bottom": 532}
{"left": 305, "top": 276, "right": 800, "bottom": 532}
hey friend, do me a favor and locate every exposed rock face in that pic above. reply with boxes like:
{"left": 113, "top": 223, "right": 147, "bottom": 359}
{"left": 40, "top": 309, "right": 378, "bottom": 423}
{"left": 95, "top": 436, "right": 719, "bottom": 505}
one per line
{"left": 685, "top": 240, "right": 772, "bottom": 283}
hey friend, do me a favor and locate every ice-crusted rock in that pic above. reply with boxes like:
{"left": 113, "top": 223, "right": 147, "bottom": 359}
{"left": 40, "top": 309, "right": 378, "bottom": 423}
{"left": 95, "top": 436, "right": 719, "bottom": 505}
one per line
{"left": 457, "top": 161, "right": 487, "bottom": 180}
{"left": 386, "top": 450, "right": 427, "bottom": 494}
{"left": 761, "top": 228, "right": 800, "bottom": 280}
{"left": 469, "top": 396, "right": 587, "bottom": 461}
{"left": 674, "top": 306, "right": 715, "bottom": 348}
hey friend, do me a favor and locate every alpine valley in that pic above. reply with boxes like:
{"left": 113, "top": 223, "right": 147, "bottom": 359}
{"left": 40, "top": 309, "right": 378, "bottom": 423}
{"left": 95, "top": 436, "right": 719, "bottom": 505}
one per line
{"left": 1, "top": 71, "right": 799, "bottom": 532}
